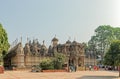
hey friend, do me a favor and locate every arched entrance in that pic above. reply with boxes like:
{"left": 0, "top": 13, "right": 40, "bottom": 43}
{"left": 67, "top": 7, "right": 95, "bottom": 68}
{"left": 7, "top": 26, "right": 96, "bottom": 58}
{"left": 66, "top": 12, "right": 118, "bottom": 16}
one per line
{"left": 78, "top": 58, "right": 82, "bottom": 67}
{"left": 68, "top": 57, "right": 77, "bottom": 66}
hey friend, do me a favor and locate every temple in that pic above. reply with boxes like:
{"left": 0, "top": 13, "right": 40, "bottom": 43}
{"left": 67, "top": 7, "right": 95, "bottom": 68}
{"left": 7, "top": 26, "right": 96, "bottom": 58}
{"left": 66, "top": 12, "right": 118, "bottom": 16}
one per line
{"left": 4, "top": 37, "right": 85, "bottom": 69}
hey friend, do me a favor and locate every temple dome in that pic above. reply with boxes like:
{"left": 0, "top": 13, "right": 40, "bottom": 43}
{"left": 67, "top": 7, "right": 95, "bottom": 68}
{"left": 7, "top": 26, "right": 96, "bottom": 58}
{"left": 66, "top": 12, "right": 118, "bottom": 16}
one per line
{"left": 52, "top": 37, "right": 58, "bottom": 41}
{"left": 41, "top": 40, "right": 47, "bottom": 50}
{"left": 72, "top": 41, "right": 77, "bottom": 43}
{"left": 66, "top": 40, "right": 71, "bottom": 44}
{"left": 41, "top": 44, "right": 47, "bottom": 50}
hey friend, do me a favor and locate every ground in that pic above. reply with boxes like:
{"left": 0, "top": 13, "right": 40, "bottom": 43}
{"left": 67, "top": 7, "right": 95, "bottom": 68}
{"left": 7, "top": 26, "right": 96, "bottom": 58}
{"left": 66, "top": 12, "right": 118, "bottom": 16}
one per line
{"left": 0, "top": 70, "right": 120, "bottom": 79}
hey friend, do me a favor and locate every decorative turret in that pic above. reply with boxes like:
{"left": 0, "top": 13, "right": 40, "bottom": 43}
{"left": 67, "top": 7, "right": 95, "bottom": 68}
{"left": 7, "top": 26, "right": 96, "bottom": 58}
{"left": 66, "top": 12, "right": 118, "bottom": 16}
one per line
{"left": 40, "top": 40, "right": 47, "bottom": 56}
{"left": 24, "top": 43, "right": 30, "bottom": 55}
{"left": 16, "top": 42, "right": 25, "bottom": 68}
{"left": 66, "top": 40, "right": 71, "bottom": 44}
{"left": 41, "top": 40, "right": 47, "bottom": 50}
{"left": 72, "top": 40, "right": 77, "bottom": 44}
{"left": 16, "top": 43, "right": 24, "bottom": 54}
{"left": 52, "top": 36, "right": 58, "bottom": 47}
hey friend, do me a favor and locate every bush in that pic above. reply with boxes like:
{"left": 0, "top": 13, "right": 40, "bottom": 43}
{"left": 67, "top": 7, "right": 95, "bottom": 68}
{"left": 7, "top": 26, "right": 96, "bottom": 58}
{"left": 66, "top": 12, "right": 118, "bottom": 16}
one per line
{"left": 54, "top": 53, "right": 66, "bottom": 69}
{"left": 40, "top": 58, "right": 54, "bottom": 70}
{"left": 40, "top": 53, "right": 67, "bottom": 70}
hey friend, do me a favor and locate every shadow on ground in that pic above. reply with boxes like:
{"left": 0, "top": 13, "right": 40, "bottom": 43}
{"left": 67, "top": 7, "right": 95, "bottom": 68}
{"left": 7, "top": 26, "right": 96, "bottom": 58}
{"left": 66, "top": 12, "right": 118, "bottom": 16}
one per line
{"left": 77, "top": 76, "right": 119, "bottom": 79}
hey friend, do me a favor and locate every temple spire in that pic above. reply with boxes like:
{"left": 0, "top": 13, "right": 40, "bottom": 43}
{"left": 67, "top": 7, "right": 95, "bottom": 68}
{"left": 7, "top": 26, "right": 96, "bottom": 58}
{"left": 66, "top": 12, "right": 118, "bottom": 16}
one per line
{"left": 27, "top": 37, "right": 29, "bottom": 43}
{"left": 43, "top": 40, "right": 45, "bottom": 45}
{"left": 68, "top": 36, "right": 71, "bottom": 41}
{"left": 20, "top": 36, "right": 22, "bottom": 43}
{"left": 74, "top": 37, "right": 76, "bottom": 41}
{"left": 55, "top": 34, "right": 56, "bottom": 38}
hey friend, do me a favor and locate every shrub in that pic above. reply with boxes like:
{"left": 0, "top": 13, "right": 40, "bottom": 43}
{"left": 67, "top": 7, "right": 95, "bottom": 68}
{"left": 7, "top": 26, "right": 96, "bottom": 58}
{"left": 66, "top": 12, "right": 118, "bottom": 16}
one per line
{"left": 40, "top": 58, "right": 54, "bottom": 70}
{"left": 40, "top": 53, "right": 67, "bottom": 70}
{"left": 54, "top": 53, "right": 66, "bottom": 69}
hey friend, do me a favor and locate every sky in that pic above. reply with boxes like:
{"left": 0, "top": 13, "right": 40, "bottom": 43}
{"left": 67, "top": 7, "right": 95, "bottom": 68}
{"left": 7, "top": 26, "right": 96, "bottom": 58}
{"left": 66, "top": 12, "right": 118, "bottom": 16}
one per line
{"left": 0, "top": 0, "right": 120, "bottom": 47}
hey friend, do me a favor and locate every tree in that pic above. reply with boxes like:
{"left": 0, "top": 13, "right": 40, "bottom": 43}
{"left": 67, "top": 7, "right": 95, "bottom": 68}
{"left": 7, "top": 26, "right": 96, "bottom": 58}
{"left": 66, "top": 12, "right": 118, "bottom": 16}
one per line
{"left": 113, "top": 27, "right": 120, "bottom": 40}
{"left": 88, "top": 25, "right": 120, "bottom": 64}
{"left": 40, "top": 58, "right": 54, "bottom": 70}
{"left": 54, "top": 52, "right": 66, "bottom": 69}
{"left": 115, "top": 54, "right": 120, "bottom": 77}
{"left": 92, "top": 25, "right": 114, "bottom": 54}
{"left": 104, "top": 40, "right": 120, "bottom": 77}
{"left": 0, "top": 24, "right": 9, "bottom": 65}
{"left": 40, "top": 52, "right": 66, "bottom": 70}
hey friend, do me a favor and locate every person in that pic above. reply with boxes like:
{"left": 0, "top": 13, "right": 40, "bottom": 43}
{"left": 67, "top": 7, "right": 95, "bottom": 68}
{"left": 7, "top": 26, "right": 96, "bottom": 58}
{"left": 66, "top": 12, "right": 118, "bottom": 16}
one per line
{"left": 69, "top": 66, "right": 72, "bottom": 72}
{"left": 68, "top": 66, "right": 71, "bottom": 72}
{"left": 93, "top": 65, "right": 96, "bottom": 70}
{"left": 85, "top": 65, "right": 86, "bottom": 71}
{"left": 75, "top": 65, "right": 77, "bottom": 72}
{"left": 115, "top": 66, "right": 117, "bottom": 71}
{"left": 89, "top": 65, "right": 92, "bottom": 71}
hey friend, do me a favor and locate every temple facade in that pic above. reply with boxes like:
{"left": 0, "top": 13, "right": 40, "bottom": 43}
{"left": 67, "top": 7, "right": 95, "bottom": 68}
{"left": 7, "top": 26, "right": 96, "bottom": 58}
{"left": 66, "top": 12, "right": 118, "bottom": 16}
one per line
{"left": 4, "top": 37, "right": 85, "bottom": 69}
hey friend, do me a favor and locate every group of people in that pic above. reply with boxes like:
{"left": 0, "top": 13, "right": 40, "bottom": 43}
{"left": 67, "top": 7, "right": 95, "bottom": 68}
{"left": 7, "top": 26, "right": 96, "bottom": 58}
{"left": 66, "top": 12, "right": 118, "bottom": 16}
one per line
{"left": 89, "top": 65, "right": 99, "bottom": 71}
{"left": 68, "top": 64, "right": 100, "bottom": 72}
{"left": 69, "top": 65, "right": 77, "bottom": 72}
{"left": 104, "top": 66, "right": 118, "bottom": 71}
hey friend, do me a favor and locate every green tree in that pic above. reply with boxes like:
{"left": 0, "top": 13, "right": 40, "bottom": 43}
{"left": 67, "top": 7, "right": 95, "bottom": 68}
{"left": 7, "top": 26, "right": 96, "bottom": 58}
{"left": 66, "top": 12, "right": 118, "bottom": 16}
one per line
{"left": 88, "top": 25, "right": 120, "bottom": 64}
{"left": 40, "top": 53, "right": 66, "bottom": 70}
{"left": 0, "top": 24, "right": 9, "bottom": 65}
{"left": 115, "top": 54, "right": 120, "bottom": 77}
{"left": 113, "top": 27, "right": 120, "bottom": 40}
{"left": 40, "top": 58, "right": 54, "bottom": 70}
{"left": 94, "top": 25, "right": 114, "bottom": 54}
{"left": 54, "top": 52, "right": 66, "bottom": 69}
{"left": 104, "top": 40, "right": 120, "bottom": 77}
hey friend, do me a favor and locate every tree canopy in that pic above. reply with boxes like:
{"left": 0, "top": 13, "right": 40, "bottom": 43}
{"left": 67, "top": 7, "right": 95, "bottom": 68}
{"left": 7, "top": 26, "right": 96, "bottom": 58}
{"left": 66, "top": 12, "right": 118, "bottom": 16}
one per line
{"left": 104, "top": 40, "right": 120, "bottom": 66}
{"left": 40, "top": 52, "right": 67, "bottom": 70}
{"left": 0, "top": 24, "right": 9, "bottom": 64}
{"left": 104, "top": 40, "right": 120, "bottom": 77}
{"left": 53, "top": 52, "right": 66, "bottom": 69}
{"left": 88, "top": 25, "right": 120, "bottom": 59}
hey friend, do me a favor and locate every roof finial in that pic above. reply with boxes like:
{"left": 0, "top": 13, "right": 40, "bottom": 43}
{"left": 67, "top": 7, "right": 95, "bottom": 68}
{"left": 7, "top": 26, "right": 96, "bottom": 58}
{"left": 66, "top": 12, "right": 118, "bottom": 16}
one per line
{"left": 74, "top": 36, "right": 76, "bottom": 41}
{"left": 43, "top": 40, "right": 45, "bottom": 45}
{"left": 69, "top": 36, "right": 71, "bottom": 41}
{"left": 27, "top": 37, "right": 29, "bottom": 43}
{"left": 55, "top": 34, "right": 56, "bottom": 38}
{"left": 36, "top": 39, "right": 38, "bottom": 42}
{"left": 20, "top": 36, "right": 22, "bottom": 43}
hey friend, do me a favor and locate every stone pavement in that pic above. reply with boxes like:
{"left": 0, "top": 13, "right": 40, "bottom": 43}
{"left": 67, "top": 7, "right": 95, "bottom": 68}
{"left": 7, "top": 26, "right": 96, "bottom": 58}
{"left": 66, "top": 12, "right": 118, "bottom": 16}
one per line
{"left": 0, "top": 70, "right": 120, "bottom": 79}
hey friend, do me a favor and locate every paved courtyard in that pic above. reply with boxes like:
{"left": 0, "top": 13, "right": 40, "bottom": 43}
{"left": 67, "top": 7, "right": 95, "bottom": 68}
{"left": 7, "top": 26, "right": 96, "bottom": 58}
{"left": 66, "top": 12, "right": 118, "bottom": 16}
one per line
{"left": 0, "top": 70, "right": 120, "bottom": 79}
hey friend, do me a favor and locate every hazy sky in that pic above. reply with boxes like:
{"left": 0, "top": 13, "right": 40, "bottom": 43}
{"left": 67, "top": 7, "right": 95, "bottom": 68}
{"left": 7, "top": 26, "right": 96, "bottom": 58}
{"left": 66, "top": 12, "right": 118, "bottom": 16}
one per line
{"left": 0, "top": 0, "right": 120, "bottom": 47}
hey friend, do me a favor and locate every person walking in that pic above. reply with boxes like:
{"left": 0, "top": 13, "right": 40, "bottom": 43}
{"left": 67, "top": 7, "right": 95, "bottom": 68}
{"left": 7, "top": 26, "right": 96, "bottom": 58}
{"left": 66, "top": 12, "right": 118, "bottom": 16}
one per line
{"left": 75, "top": 65, "right": 77, "bottom": 72}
